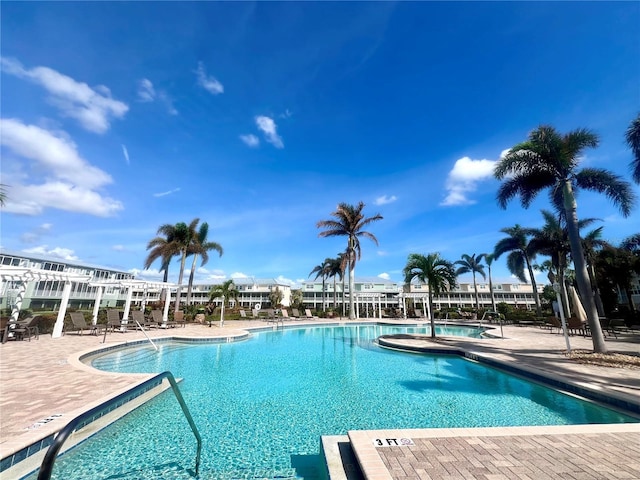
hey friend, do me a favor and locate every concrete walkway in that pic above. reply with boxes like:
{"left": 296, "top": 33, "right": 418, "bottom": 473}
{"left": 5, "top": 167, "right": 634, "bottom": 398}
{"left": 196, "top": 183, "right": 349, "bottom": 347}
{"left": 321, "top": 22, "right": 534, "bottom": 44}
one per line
{"left": 1, "top": 319, "right": 639, "bottom": 478}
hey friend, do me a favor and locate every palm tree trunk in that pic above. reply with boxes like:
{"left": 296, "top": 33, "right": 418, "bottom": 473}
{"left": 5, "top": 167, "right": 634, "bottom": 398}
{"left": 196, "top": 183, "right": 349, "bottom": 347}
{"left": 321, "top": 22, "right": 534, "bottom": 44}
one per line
{"left": 175, "top": 251, "right": 187, "bottom": 313}
{"left": 488, "top": 267, "right": 496, "bottom": 313}
{"left": 186, "top": 254, "right": 199, "bottom": 306}
{"left": 322, "top": 277, "right": 326, "bottom": 312}
{"left": 342, "top": 274, "right": 346, "bottom": 317}
{"left": 428, "top": 290, "right": 436, "bottom": 339}
{"left": 587, "top": 264, "right": 606, "bottom": 317}
{"left": 562, "top": 181, "right": 607, "bottom": 353}
{"left": 349, "top": 261, "right": 355, "bottom": 320}
{"left": 472, "top": 273, "right": 479, "bottom": 311}
{"left": 524, "top": 257, "right": 542, "bottom": 317}
{"left": 333, "top": 276, "right": 337, "bottom": 309}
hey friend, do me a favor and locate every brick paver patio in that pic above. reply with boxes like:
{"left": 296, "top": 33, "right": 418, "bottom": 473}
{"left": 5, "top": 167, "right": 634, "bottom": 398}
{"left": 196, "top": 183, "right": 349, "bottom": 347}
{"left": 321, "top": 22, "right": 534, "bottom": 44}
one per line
{"left": 1, "top": 318, "right": 639, "bottom": 479}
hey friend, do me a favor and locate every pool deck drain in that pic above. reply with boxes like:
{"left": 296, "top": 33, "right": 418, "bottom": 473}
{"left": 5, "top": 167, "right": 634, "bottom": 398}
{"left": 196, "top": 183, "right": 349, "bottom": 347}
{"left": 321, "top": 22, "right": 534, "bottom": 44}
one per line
{"left": 1, "top": 319, "right": 639, "bottom": 479}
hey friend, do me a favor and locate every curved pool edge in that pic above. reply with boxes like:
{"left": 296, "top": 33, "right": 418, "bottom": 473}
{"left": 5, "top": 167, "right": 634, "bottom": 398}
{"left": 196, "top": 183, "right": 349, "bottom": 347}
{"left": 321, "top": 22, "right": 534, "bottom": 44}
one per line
{"left": 376, "top": 334, "right": 640, "bottom": 417}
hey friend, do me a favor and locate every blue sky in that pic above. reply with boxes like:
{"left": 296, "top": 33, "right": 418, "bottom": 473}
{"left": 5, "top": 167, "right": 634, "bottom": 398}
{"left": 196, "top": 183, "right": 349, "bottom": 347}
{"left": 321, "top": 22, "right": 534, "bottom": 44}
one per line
{"left": 1, "top": 2, "right": 639, "bottom": 287}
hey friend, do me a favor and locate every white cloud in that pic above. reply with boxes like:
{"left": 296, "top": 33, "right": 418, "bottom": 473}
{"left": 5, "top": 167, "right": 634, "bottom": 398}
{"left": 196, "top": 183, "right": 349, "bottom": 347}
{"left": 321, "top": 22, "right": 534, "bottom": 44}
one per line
{"left": 378, "top": 272, "right": 390, "bottom": 280}
{"left": 377, "top": 250, "right": 388, "bottom": 256}
{"left": 136, "top": 78, "right": 178, "bottom": 115}
{"left": 1, "top": 56, "right": 128, "bottom": 133}
{"left": 0, "top": 118, "right": 123, "bottom": 216}
{"left": 20, "top": 223, "right": 53, "bottom": 244}
{"left": 153, "top": 188, "right": 181, "bottom": 198}
{"left": 375, "top": 194, "right": 397, "bottom": 205}
{"left": 137, "top": 78, "right": 155, "bottom": 102}
{"left": 255, "top": 115, "right": 284, "bottom": 148}
{"left": 230, "top": 272, "right": 249, "bottom": 279}
{"left": 121, "top": 144, "right": 130, "bottom": 165}
{"left": 275, "top": 275, "right": 299, "bottom": 287}
{"left": 133, "top": 267, "right": 164, "bottom": 280}
{"left": 440, "top": 156, "right": 497, "bottom": 207}
{"left": 22, "top": 245, "right": 79, "bottom": 261}
{"left": 196, "top": 62, "right": 224, "bottom": 95}
{"left": 112, "top": 245, "right": 126, "bottom": 251}
{"left": 239, "top": 134, "right": 260, "bottom": 148}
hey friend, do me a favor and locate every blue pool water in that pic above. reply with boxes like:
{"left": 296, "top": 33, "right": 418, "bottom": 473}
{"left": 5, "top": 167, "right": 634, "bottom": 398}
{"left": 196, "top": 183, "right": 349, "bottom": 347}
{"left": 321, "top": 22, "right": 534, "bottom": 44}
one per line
{"left": 37, "top": 325, "right": 636, "bottom": 479}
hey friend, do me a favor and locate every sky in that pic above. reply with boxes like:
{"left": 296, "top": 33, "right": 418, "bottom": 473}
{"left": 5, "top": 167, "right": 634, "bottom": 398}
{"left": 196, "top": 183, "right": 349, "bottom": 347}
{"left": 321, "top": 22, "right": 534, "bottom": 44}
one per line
{"left": 1, "top": 2, "right": 639, "bottom": 288}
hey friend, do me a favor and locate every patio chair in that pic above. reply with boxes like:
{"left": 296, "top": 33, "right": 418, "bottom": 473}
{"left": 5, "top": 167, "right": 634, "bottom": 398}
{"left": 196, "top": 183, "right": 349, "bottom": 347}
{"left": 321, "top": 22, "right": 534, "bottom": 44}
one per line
{"left": 291, "top": 308, "right": 302, "bottom": 320}
{"left": 239, "top": 309, "right": 247, "bottom": 318}
{"left": 151, "top": 309, "right": 176, "bottom": 328}
{"left": 17, "top": 316, "right": 40, "bottom": 340}
{"left": 107, "top": 309, "right": 126, "bottom": 332}
{"left": 69, "top": 312, "right": 103, "bottom": 335}
{"left": 544, "top": 316, "right": 562, "bottom": 334}
{"left": 567, "top": 316, "right": 586, "bottom": 336}
{"left": 173, "top": 310, "right": 186, "bottom": 327}
{"left": 2, "top": 316, "right": 37, "bottom": 342}
{"left": 305, "top": 309, "right": 318, "bottom": 319}
{"left": 131, "top": 310, "right": 154, "bottom": 330}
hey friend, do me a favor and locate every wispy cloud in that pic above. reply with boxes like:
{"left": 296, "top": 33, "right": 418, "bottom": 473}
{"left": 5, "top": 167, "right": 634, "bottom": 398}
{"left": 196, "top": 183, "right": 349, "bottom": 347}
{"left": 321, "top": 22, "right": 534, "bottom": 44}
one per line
{"left": 378, "top": 272, "right": 390, "bottom": 280}
{"left": 22, "top": 245, "right": 79, "bottom": 261}
{"left": 136, "top": 78, "right": 178, "bottom": 115}
{"left": 230, "top": 272, "right": 249, "bottom": 279}
{"left": 112, "top": 244, "right": 126, "bottom": 251}
{"left": 255, "top": 115, "right": 283, "bottom": 148}
{"left": 153, "top": 188, "right": 181, "bottom": 198}
{"left": 0, "top": 118, "right": 123, "bottom": 216}
{"left": 440, "top": 156, "right": 498, "bottom": 207}
{"left": 196, "top": 62, "right": 224, "bottom": 95}
{"left": 20, "top": 223, "right": 53, "bottom": 244}
{"left": 239, "top": 134, "right": 260, "bottom": 148}
{"left": 121, "top": 144, "right": 130, "bottom": 165}
{"left": 375, "top": 194, "right": 397, "bottom": 205}
{"left": 1, "top": 56, "right": 128, "bottom": 133}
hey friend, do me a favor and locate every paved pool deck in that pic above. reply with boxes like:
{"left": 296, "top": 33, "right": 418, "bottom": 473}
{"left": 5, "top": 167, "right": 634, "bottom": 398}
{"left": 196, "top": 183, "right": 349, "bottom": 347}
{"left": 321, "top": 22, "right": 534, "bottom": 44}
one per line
{"left": 1, "top": 318, "right": 639, "bottom": 479}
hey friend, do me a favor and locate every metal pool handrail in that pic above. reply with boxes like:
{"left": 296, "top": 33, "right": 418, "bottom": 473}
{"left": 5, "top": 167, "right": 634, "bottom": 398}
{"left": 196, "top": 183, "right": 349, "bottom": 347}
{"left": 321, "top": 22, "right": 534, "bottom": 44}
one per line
{"left": 37, "top": 371, "right": 202, "bottom": 479}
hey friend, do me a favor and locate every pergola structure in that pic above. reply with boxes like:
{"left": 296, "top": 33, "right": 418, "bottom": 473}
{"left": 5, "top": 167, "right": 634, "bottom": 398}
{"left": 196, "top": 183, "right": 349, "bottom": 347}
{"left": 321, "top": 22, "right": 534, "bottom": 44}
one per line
{"left": 352, "top": 292, "right": 386, "bottom": 320}
{"left": 0, "top": 266, "right": 177, "bottom": 339}
{"left": 396, "top": 292, "right": 431, "bottom": 320}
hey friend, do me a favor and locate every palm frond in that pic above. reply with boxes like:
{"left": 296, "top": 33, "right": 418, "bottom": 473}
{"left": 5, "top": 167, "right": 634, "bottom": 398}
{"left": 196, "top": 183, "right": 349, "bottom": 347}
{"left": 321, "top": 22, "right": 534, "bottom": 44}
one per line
{"left": 575, "top": 168, "right": 636, "bottom": 217}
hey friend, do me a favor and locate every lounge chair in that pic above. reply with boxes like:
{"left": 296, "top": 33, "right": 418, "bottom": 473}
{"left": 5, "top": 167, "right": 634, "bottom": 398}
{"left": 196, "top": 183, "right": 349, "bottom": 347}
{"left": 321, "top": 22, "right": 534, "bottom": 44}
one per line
{"left": 291, "top": 308, "right": 302, "bottom": 320}
{"left": 131, "top": 310, "right": 154, "bottom": 330}
{"left": 239, "top": 309, "right": 247, "bottom": 318}
{"left": 281, "top": 308, "right": 292, "bottom": 320}
{"left": 151, "top": 309, "right": 176, "bottom": 328}
{"left": 69, "top": 312, "right": 103, "bottom": 335}
{"left": 567, "top": 316, "right": 586, "bottom": 336}
{"left": 543, "top": 316, "right": 562, "bottom": 334}
{"left": 173, "top": 310, "right": 186, "bottom": 327}
{"left": 304, "top": 309, "right": 318, "bottom": 319}
{"left": 17, "top": 316, "right": 40, "bottom": 340}
{"left": 107, "top": 309, "right": 126, "bottom": 332}
{"left": 3, "top": 316, "right": 39, "bottom": 341}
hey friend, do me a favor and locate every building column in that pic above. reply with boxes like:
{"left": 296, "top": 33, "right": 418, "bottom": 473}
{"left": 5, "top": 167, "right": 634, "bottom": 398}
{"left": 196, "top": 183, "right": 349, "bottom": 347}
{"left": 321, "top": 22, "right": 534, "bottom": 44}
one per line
{"left": 10, "top": 281, "right": 27, "bottom": 322}
{"left": 52, "top": 281, "right": 72, "bottom": 338}
{"left": 92, "top": 285, "right": 104, "bottom": 325}
{"left": 163, "top": 290, "right": 171, "bottom": 322}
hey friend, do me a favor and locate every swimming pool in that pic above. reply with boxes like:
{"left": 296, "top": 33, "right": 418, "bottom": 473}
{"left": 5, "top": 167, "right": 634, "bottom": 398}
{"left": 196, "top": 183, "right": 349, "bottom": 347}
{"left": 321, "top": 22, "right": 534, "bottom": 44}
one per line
{"left": 35, "top": 324, "right": 637, "bottom": 479}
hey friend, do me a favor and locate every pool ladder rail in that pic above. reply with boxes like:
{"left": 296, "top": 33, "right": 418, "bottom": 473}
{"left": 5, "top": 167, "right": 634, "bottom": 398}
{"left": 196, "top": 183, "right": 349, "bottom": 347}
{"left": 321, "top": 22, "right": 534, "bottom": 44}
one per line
{"left": 37, "top": 371, "right": 202, "bottom": 479}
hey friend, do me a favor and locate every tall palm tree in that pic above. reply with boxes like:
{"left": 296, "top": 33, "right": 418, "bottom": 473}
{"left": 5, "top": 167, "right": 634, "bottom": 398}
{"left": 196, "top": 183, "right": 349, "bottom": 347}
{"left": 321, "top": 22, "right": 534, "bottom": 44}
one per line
{"left": 626, "top": 113, "right": 640, "bottom": 183}
{"left": 581, "top": 226, "right": 608, "bottom": 317}
{"left": 326, "top": 256, "right": 344, "bottom": 310}
{"left": 480, "top": 253, "right": 497, "bottom": 313}
{"left": 595, "top": 239, "right": 640, "bottom": 316}
{"left": 317, "top": 202, "right": 383, "bottom": 319}
{"left": 494, "top": 224, "right": 543, "bottom": 317}
{"left": 0, "top": 184, "right": 7, "bottom": 206}
{"left": 403, "top": 253, "right": 457, "bottom": 339}
{"left": 171, "top": 218, "right": 200, "bottom": 313}
{"left": 309, "top": 258, "right": 332, "bottom": 312}
{"left": 337, "top": 251, "right": 348, "bottom": 316}
{"left": 185, "top": 222, "right": 223, "bottom": 305}
{"left": 145, "top": 224, "right": 181, "bottom": 305}
{"left": 454, "top": 253, "right": 486, "bottom": 311}
{"left": 495, "top": 125, "right": 636, "bottom": 353}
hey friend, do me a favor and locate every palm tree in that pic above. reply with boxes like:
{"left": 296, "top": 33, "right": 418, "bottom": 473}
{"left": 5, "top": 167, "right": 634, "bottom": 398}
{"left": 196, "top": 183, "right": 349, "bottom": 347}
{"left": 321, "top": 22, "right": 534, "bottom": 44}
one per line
{"left": 317, "top": 202, "right": 383, "bottom": 319}
{"left": 403, "top": 253, "right": 457, "bottom": 339}
{"left": 144, "top": 224, "right": 182, "bottom": 305}
{"left": 208, "top": 279, "right": 239, "bottom": 327}
{"left": 581, "top": 226, "right": 608, "bottom": 317}
{"left": 0, "top": 184, "right": 7, "bottom": 206}
{"left": 309, "top": 258, "right": 332, "bottom": 312}
{"left": 185, "top": 222, "right": 223, "bottom": 305}
{"left": 454, "top": 254, "right": 486, "bottom": 311}
{"left": 171, "top": 219, "right": 200, "bottom": 313}
{"left": 595, "top": 240, "right": 640, "bottom": 317}
{"left": 495, "top": 125, "right": 636, "bottom": 353}
{"left": 626, "top": 113, "right": 640, "bottom": 183}
{"left": 326, "top": 256, "right": 344, "bottom": 311}
{"left": 480, "top": 253, "right": 497, "bottom": 313}
{"left": 494, "top": 224, "right": 543, "bottom": 317}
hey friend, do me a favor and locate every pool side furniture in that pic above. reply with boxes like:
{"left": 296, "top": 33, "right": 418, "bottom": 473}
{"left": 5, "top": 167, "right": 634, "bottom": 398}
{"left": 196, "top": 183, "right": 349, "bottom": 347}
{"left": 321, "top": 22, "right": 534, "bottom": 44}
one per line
{"left": 280, "top": 308, "right": 292, "bottom": 320}
{"left": 567, "top": 316, "right": 587, "bottom": 336}
{"left": 304, "top": 309, "right": 318, "bottom": 319}
{"left": 1, "top": 316, "right": 39, "bottom": 342}
{"left": 131, "top": 310, "right": 154, "bottom": 330}
{"left": 291, "top": 308, "right": 302, "bottom": 319}
{"left": 107, "top": 309, "right": 127, "bottom": 332}
{"left": 151, "top": 309, "right": 177, "bottom": 328}
{"left": 543, "top": 316, "right": 562, "bottom": 334}
{"left": 69, "top": 312, "right": 103, "bottom": 335}
{"left": 251, "top": 309, "right": 259, "bottom": 319}
{"left": 239, "top": 309, "right": 247, "bottom": 318}
{"left": 173, "top": 310, "right": 186, "bottom": 327}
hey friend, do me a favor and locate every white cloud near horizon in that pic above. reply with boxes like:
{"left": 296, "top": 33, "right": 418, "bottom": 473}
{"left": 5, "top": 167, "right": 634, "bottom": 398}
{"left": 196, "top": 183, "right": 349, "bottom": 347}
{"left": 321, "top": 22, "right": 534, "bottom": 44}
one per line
{"left": 255, "top": 115, "right": 284, "bottom": 148}
{"left": 378, "top": 272, "right": 390, "bottom": 280}
{"left": 196, "top": 62, "right": 224, "bottom": 95}
{"left": 239, "top": 134, "right": 260, "bottom": 148}
{"left": 375, "top": 194, "right": 397, "bottom": 205}
{"left": 0, "top": 118, "right": 123, "bottom": 216}
{"left": 22, "top": 245, "right": 79, "bottom": 261}
{"left": 440, "top": 156, "right": 497, "bottom": 206}
{"left": 1, "top": 56, "right": 128, "bottom": 133}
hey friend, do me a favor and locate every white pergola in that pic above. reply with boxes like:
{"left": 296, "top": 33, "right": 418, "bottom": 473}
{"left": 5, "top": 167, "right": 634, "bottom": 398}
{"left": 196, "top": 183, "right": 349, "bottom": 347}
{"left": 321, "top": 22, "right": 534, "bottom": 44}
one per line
{"left": 396, "top": 292, "right": 431, "bottom": 320}
{"left": 352, "top": 292, "right": 385, "bottom": 319}
{"left": 0, "top": 266, "right": 177, "bottom": 339}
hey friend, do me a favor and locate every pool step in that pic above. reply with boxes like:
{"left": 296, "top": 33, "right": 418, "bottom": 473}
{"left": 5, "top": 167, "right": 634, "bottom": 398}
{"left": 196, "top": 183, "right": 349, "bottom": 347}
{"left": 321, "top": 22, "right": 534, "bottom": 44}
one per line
{"left": 320, "top": 435, "right": 365, "bottom": 480}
